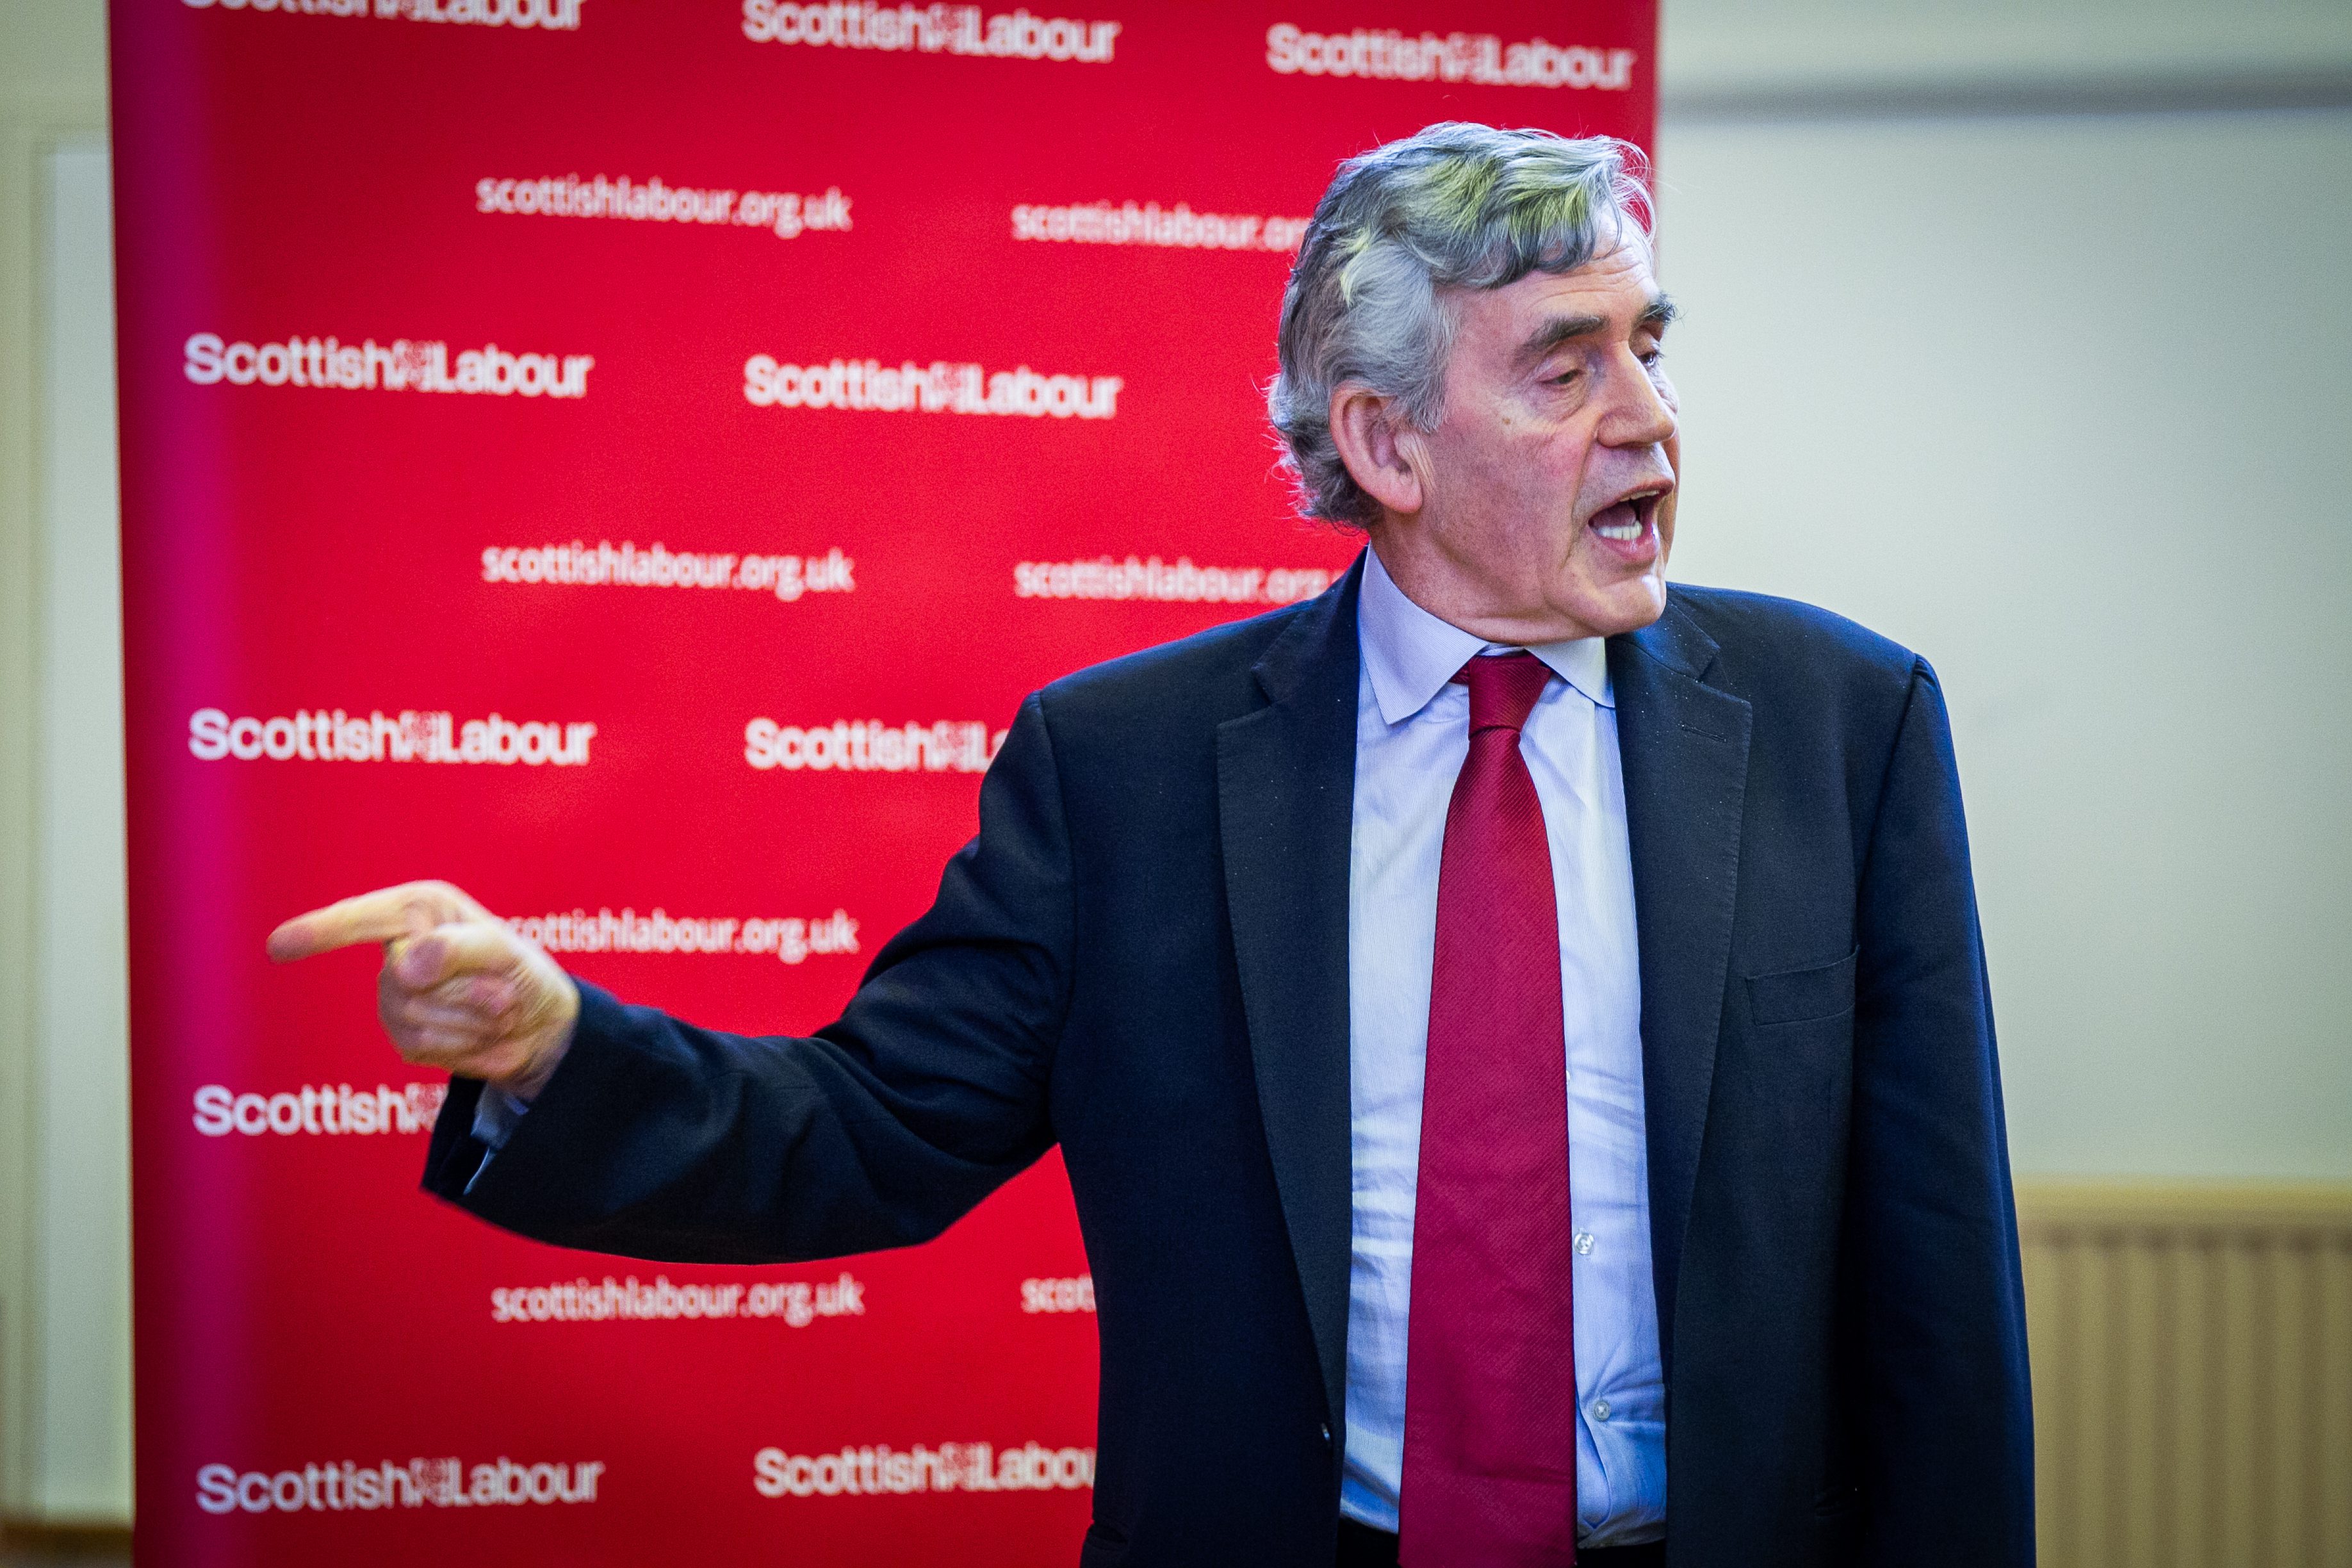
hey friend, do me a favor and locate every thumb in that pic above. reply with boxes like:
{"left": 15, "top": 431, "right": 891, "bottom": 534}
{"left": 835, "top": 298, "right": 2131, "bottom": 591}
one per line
{"left": 389, "top": 920, "right": 525, "bottom": 993}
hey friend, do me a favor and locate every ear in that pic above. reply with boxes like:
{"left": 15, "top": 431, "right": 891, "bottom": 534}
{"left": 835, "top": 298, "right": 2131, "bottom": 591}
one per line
{"left": 1328, "top": 384, "right": 1426, "bottom": 518}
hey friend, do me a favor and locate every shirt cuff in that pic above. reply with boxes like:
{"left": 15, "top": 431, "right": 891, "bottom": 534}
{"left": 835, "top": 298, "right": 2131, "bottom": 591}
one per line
{"left": 470, "top": 1083, "right": 533, "bottom": 1152}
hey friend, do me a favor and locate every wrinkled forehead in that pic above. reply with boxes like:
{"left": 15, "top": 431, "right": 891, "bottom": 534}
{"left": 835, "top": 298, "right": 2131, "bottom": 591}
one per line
{"left": 1551, "top": 216, "right": 1657, "bottom": 291}
{"left": 1445, "top": 231, "right": 1666, "bottom": 343}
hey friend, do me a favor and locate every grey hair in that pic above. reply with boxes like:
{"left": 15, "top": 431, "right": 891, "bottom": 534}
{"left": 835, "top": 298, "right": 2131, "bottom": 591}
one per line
{"left": 1268, "top": 122, "right": 1654, "bottom": 528}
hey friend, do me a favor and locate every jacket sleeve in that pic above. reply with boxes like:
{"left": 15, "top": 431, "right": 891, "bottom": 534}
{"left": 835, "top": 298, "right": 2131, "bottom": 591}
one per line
{"left": 420, "top": 690, "right": 1075, "bottom": 1264}
{"left": 1850, "top": 659, "right": 2037, "bottom": 1566}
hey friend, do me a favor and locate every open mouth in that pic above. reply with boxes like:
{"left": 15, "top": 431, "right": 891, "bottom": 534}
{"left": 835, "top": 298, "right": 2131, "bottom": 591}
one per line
{"left": 1589, "top": 487, "right": 1667, "bottom": 544}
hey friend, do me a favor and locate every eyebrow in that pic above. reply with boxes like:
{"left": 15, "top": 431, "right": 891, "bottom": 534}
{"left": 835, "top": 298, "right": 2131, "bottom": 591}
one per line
{"left": 1517, "top": 293, "right": 1680, "bottom": 361}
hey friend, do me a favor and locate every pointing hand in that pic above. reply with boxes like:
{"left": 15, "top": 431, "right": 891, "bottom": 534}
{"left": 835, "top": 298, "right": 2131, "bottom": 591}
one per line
{"left": 267, "top": 880, "right": 578, "bottom": 1100}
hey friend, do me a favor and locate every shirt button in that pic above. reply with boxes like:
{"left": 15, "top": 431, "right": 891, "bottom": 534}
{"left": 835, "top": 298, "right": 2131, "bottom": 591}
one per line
{"left": 1574, "top": 1230, "right": 1595, "bottom": 1255}
{"left": 1591, "top": 1400, "right": 1612, "bottom": 1423}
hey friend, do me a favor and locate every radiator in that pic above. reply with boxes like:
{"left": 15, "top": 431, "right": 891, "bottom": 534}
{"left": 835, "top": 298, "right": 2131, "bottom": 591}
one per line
{"left": 2016, "top": 1182, "right": 2352, "bottom": 1568}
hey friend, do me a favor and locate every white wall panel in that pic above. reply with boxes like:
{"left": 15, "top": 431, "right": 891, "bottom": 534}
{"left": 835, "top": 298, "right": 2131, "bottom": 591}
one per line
{"left": 29, "top": 136, "right": 131, "bottom": 1520}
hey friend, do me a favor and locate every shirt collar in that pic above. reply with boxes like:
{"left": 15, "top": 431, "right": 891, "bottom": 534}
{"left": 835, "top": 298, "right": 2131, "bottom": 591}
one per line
{"left": 1357, "top": 544, "right": 1614, "bottom": 726}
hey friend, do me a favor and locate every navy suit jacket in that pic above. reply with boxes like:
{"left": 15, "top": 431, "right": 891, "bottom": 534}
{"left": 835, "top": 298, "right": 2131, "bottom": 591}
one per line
{"left": 424, "top": 557, "right": 2035, "bottom": 1566}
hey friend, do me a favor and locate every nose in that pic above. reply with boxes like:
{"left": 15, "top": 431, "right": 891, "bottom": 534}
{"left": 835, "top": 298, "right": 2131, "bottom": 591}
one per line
{"left": 1599, "top": 350, "right": 1677, "bottom": 450}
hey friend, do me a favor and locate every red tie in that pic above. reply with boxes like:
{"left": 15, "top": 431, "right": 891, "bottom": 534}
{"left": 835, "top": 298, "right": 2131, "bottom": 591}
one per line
{"left": 1400, "top": 651, "right": 1579, "bottom": 1567}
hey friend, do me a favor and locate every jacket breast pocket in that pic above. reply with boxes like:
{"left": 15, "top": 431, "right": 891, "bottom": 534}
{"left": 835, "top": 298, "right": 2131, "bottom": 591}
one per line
{"left": 1745, "top": 949, "right": 1858, "bottom": 1025}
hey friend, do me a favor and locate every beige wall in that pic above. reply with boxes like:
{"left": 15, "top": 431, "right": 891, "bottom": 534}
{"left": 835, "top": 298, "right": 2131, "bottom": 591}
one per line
{"left": 0, "top": 0, "right": 2348, "bottom": 1532}
{"left": 1653, "top": 105, "right": 2352, "bottom": 1180}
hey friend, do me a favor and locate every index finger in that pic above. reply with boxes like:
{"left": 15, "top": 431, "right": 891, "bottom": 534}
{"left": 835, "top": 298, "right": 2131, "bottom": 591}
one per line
{"left": 266, "top": 881, "right": 486, "bottom": 963}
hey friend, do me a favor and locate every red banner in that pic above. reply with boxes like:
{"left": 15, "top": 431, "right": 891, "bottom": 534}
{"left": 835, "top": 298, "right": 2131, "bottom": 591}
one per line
{"left": 110, "top": 3, "right": 1654, "bottom": 1561}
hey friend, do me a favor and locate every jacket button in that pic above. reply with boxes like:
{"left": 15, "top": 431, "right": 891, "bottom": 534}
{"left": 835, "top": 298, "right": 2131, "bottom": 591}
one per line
{"left": 1319, "top": 1423, "right": 1332, "bottom": 1446}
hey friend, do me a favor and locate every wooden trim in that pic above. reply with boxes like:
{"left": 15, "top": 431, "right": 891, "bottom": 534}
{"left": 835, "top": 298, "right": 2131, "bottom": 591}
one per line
{"left": 0, "top": 1517, "right": 131, "bottom": 1551}
{"left": 2018, "top": 1179, "right": 2352, "bottom": 1234}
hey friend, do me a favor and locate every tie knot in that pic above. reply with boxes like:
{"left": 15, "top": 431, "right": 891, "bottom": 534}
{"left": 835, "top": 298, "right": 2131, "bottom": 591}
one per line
{"left": 1453, "top": 650, "right": 1553, "bottom": 733}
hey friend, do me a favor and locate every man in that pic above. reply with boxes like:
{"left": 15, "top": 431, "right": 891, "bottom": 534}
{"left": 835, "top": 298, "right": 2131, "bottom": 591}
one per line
{"left": 274, "top": 124, "right": 2034, "bottom": 1566}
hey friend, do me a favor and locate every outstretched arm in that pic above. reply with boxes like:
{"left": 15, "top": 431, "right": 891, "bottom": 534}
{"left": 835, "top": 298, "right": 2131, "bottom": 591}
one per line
{"left": 270, "top": 692, "right": 1075, "bottom": 1266}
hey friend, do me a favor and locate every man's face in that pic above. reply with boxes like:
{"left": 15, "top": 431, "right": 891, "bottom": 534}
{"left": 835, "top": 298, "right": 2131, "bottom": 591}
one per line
{"left": 1377, "top": 233, "right": 1679, "bottom": 643}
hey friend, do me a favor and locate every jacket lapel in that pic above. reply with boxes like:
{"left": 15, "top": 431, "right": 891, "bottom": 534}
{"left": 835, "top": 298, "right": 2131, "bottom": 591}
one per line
{"left": 1216, "top": 568, "right": 1749, "bottom": 1419}
{"left": 1217, "top": 555, "right": 1364, "bottom": 1431}
{"left": 1608, "top": 594, "right": 1752, "bottom": 1375}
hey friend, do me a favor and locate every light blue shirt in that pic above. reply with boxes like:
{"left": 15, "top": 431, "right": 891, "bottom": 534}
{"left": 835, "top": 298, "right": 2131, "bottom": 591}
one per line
{"left": 1341, "top": 547, "right": 1665, "bottom": 1544}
